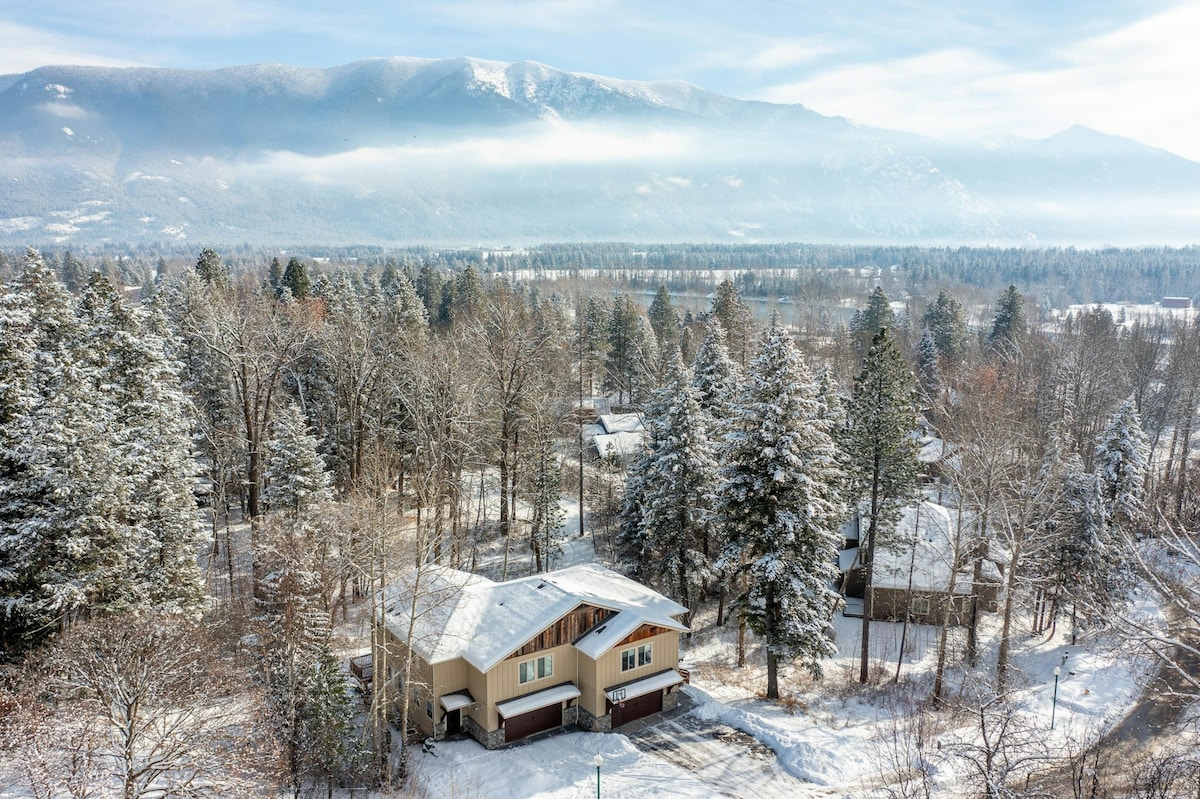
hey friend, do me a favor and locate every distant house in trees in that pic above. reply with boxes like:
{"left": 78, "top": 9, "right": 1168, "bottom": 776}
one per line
{"left": 838, "top": 502, "right": 1005, "bottom": 626}
{"left": 381, "top": 564, "right": 688, "bottom": 748}
{"left": 584, "top": 413, "right": 647, "bottom": 461}
{"left": 1162, "top": 296, "right": 1193, "bottom": 309}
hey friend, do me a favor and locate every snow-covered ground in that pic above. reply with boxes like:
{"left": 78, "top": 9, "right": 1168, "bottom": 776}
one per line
{"left": 397, "top": 495, "right": 1160, "bottom": 798}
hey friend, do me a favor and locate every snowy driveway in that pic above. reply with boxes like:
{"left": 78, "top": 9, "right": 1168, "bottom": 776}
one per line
{"left": 625, "top": 714, "right": 845, "bottom": 799}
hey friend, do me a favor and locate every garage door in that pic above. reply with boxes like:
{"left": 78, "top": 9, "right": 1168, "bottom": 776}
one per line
{"left": 504, "top": 702, "right": 563, "bottom": 743}
{"left": 610, "top": 689, "right": 662, "bottom": 728}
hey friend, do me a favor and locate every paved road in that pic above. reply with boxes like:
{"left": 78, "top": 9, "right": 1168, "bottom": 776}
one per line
{"left": 624, "top": 705, "right": 846, "bottom": 799}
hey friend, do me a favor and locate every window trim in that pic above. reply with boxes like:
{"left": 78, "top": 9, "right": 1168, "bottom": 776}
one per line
{"left": 518, "top": 654, "right": 554, "bottom": 684}
{"left": 620, "top": 643, "right": 652, "bottom": 672}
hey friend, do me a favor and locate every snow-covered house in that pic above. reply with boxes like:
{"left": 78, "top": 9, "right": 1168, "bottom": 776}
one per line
{"left": 839, "top": 501, "right": 1004, "bottom": 626}
{"left": 380, "top": 563, "right": 688, "bottom": 748}
{"left": 583, "top": 412, "right": 647, "bottom": 461}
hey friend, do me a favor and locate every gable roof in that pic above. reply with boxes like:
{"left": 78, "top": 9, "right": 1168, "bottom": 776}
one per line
{"left": 383, "top": 563, "right": 687, "bottom": 672}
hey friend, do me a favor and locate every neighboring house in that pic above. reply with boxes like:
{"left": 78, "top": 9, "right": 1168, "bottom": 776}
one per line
{"left": 583, "top": 412, "right": 647, "bottom": 461}
{"left": 381, "top": 563, "right": 689, "bottom": 749}
{"left": 838, "top": 501, "right": 1004, "bottom": 626}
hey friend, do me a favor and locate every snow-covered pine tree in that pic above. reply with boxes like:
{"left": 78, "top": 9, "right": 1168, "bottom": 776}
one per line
{"left": 850, "top": 286, "right": 896, "bottom": 354}
{"left": 0, "top": 250, "right": 110, "bottom": 650}
{"left": 921, "top": 289, "right": 969, "bottom": 364}
{"left": 1095, "top": 395, "right": 1150, "bottom": 535}
{"left": 987, "top": 284, "right": 1028, "bottom": 355}
{"left": 76, "top": 272, "right": 206, "bottom": 616}
{"left": 257, "top": 404, "right": 355, "bottom": 794}
{"left": 841, "top": 327, "right": 921, "bottom": 683}
{"left": 629, "top": 355, "right": 717, "bottom": 625}
{"left": 690, "top": 319, "right": 739, "bottom": 425}
{"left": 263, "top": 403, "right": 335, "bottom": 522}
{"left": 529, "top": 433, "right": 566, "bottom": 573}
{"left": 716, "top": 319, "right": 844, "bottom": 697}
{"left": 916, "top": 327, "right": 942, "bottom": 404}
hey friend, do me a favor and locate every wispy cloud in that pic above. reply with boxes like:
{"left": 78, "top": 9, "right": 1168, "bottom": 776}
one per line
{"left": 755, "top": 2, "right": 1200, "bottom": 161}
{"left": 0, "top": 21, "right": 143, "bottom": 73}
{"left": 248, "top": 120, "right": 696, "bottom": 183}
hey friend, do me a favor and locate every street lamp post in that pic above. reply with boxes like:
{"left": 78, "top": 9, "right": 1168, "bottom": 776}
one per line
{"left": 1051, "top": 666, "right": 1061, "bottom": 729}
{"left": 593, "top": 754, "right": 603, "bottom": 798}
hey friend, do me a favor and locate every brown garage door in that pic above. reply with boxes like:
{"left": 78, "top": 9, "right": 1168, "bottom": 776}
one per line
{"left": 504, "top": 702, "right": 563, "bottom": 743}
{"left": 611, "top": 689, "right": 662, "bottom": 728}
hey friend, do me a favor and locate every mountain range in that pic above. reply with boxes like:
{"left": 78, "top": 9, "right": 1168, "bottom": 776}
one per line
{"left": 0, "top": 56, "right": 1197, "bottom": 247}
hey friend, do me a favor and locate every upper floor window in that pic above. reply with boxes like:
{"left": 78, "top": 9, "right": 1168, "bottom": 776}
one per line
{"left": 519, "top": 654, "right": 553, "bottom": 684}
{"left": 620, "top": 643, "right": 652, "bottom": 672}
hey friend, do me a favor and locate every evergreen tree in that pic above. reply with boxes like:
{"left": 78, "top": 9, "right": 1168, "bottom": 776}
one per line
{"left": 0, "top": 249, "right": 93, "bottom": 650}
{"left": 607, "top": 293, "right": 640, "bottom": 405}
{"left": 77, "top": 274, "right": 206, "bottom": 615}
{"left": 647, "top": 284, "right": 680, "bottom": 351}
{"left": 1095, "top": 396, "right": 1150, "bottom": 534}
{"left": 282, "top": 257, "right": 312, "bottom": 301}
{"left": 921, "top": 289, "right": 969, "bottom": 363}
{"left": 850, "top": 286, "right": 896, "bottom": 354}
{"left": 257, "top": 405, "right": 354, "bottom": 794}
{"left": 841, "top": 327, "right": 921, "bottom": 683}
{"left": 269, "top": 256, "right": 284, "bottom": 297}
{"left": 916, "top": 327, "right": 942, "bottom": 403}
{"left": 529, "top": 435, "right": 566, "bottom": 573}
{"left": 626, "top": 356, "right": 717, "bottom": 623}
{"left": 262, "top": 404, "right": 334, "bottom": 521}
{"left": 689, "top": 320, "right": 738, "bottom": 424}
{"left": 453, "top": 264, "right": 486, "bottom": 321}
{"left": 709, "top": 279, "right": 755, "bottom": 366}
{"left": 987, "top": 284, "right": 1027, "bottom": 354}
{"left": 194, "top": 247, "right": 227, "bottom": 287}
{"left": 716, "top": 320, "right": 844, "bottom": 697}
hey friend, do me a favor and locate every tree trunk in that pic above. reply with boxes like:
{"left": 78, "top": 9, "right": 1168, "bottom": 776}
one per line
{"left": 859, "top": 455, "right": 883, "bottom": 684}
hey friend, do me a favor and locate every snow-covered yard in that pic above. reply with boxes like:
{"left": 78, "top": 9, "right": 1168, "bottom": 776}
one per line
{"left": 395, "top": 496, "right": 1161, "bottom": 799}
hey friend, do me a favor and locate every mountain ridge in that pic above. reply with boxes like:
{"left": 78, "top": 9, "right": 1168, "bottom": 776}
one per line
{"left": 0, "top": 57, "right": 1195, "bottom": 246}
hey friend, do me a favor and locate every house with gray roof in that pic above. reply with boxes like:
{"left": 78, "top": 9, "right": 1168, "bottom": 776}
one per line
{"left": 381, "top": 563, "right": 689, "bottom": 748}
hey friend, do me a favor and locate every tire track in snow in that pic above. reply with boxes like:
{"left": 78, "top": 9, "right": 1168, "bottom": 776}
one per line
{"left": 626, "top": 714, "right": 843, "bottom": 798}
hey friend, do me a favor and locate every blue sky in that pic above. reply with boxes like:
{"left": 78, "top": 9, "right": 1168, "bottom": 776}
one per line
{"left": 4, "top": 0, "right": 1199, "bottom": 160}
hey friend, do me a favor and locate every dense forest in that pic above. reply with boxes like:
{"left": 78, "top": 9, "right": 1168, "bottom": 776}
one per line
{"left": 1, "top": 243, "right": 1198, "bottom": 797}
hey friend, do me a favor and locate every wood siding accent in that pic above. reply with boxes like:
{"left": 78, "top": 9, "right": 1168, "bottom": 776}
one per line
{"left": 615, "top": 624, "right": 671, "bottom": 647}
{"left": 505, "top": 604, "right": 614, "bottom": 660}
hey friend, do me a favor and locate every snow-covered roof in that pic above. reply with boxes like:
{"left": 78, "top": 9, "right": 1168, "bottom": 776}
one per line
{"left": 605, "top": 669, "right": 683, "bottom": 702}
{"left": 440, "top": 691, "right": 474, "bottom": 711}
{"left": 871, "top": 502, "right": 974, "bottom": 594}
{"left": 496, "top": 683, "right": 581, "bottom": 718}
{"left": 383, "top": 563, "right": 688, "bottom": 672}
{"left": 916, "top": 436, "right": 953, "bottom": 464}
{"left": 598, "top": 413, "right": 644, "bottom": 434}
{"left": 594, "top": 431, "right": 646, "bottom": 459}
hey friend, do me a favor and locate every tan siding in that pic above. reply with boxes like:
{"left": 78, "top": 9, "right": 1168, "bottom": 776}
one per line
{"left": 433, "top": 658, "right": 467, "bottom": 696}
{"left": 595, "top": 630, "right": 679, "bottom": 694}
{"left": 465, "top": 663, "right": 488, "bottom": 731}
{"left": 483, "top": 643, "right": 578, "bottom": 730}
{"left": 577, "top": 655, "right": 603, "bottom": 719}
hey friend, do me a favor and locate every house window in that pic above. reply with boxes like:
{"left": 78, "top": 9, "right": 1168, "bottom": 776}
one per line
{"left": 911, "top": 596, "right": 931, "bottom": 616}
{"left": 621, "top": 643, "right": 652, "bottom": 672}
{"left": 519, "top": 654, "right": 553, "bottom": 684}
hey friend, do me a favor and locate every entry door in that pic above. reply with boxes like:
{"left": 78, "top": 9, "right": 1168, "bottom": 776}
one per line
{"left": 445, "top": 708, "right": 461, "bottom": 736}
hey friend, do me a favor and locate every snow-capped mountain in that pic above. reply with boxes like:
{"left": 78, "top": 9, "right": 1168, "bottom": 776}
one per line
{"left": 0, "top": 57, "right": 1196, "bottom": 246}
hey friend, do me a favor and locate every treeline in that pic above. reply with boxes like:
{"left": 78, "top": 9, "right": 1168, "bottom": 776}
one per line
{"left": 3, "top": 241, "right": 1199, "bottom": 309}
